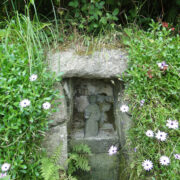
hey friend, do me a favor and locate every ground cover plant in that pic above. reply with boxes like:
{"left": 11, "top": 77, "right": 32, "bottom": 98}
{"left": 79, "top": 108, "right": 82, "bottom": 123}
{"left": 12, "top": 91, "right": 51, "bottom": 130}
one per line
{"left": 123, "top": 21, "right": 180, "bottom": 179}
{"left": 0, "top": 13, "right": 60, "bottom": 179}
{"left": 0, "top": 1, "right": 179, "bottom": 179}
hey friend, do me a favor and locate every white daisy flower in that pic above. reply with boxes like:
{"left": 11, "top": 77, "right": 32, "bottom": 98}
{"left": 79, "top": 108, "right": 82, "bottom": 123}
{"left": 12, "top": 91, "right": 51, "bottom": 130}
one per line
{"left": 142, "top": 160, "right": 153, "bottom": 171}
{"left": 42, "top": 102, "right": 51, "bottom": 110}
{"left": 174, "top": 154, "right": 180, "bottom": 160}
{"left": 145, "top": 130, "right": 154, "bottom": 137}
{"left": 29, "top": 74, "right": 38, "bottom": 81}
{"left": 120, "top": 105, "right": 129, "bottom": 112}
{"left": 159, "top": 156, "right": 170, "bottom": 166}
{"left": 155, "top": 131, "right": 167, "bottom": 141}
{"left": 166, "top": 119, "right": 178, "bottom": 129}
{"left": 1, "top": 163, "right": 11, "bottom": 172}
{"left": 108, "top": 145, "right": 117, "bottom": 155}
{"left": 20, "top": 99, "right": 30, "bottom": 108}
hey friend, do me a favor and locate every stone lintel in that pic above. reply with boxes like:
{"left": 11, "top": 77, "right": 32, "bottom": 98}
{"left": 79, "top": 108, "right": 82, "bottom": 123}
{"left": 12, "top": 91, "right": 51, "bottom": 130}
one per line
{"left": 47, "top": 48, "right": 128, "bottom": 79}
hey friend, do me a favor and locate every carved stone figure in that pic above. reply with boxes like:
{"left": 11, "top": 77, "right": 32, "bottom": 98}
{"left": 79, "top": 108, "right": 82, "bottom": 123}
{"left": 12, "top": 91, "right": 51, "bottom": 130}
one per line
{"left": 84, "top": 95, "right": 101, "bottom": 137}
{"left": 99, "top": 103, "right": 111, "bottom": 127}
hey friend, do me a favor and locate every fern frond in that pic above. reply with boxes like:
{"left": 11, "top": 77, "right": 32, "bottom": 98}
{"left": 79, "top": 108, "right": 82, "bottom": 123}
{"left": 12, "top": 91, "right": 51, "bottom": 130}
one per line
{"left": 41, "top": 157, "right": 58, "bottom": 180}
{"left": 75, "top": 155, "right": 90, "bottom": 171}
{"left": 40, "top": 143, "right": 63, "bottom": 180}
{"left": 67, "top": 174, "right": 78, "bottom": 180}
{"left": 51, "top": 142, "right": 62, "bottom": 164}
{"left": 72, "top": 143, "right": 92, "bottom": 155}
{"left": 68, "top": 143, "right": 91, "bottom": 176}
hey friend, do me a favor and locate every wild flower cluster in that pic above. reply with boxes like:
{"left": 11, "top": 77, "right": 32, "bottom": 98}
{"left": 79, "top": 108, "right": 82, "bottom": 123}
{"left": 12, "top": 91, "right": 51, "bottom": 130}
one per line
{"left": 19, "top": 74, "right": 52, "bottom": 110}
{"left": 123, "top": 21, "right": 180, "bottom": 179}
{"left": 161, "top": 21, "right": 179, "bottom": 33}
{"left": 0, "top": 17, "right": 60, "bottom": 179}
{"left": 19, "top": 74, "right": 51, "bottom": 110}
{"left": 143, "top": 118, "right": 179, "bottom": 171}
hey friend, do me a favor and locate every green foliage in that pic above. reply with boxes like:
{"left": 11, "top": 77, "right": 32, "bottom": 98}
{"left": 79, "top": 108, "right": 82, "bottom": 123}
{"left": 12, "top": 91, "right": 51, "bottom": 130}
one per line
{"left": 41, "top": 144, "right": 62, "bottom": 180}
{"left": 40, "top": 143, "right": 84, "bottom": 180}
{"left": 0, "top": 0, "right": 180, "bottom": 30}
{"left": 123, "top": 21, "right": 180, "bottom": 179}
{"left": 41, "top": 158, "right": 59, "bottom": 180}
{"left": 68, "top": 144, "right": 92, "bottom": 176}
{"left": 0, "top": 13, "right": 60, "bottom": 179}
{"left": 66, "top": 0, "right": 119, "bottom": 33}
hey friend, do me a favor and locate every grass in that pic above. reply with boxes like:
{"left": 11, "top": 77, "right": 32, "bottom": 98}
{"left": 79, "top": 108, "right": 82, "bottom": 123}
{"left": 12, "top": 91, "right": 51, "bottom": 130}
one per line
{"left": 52, "top": 25, "right": 124, "bottom": 55}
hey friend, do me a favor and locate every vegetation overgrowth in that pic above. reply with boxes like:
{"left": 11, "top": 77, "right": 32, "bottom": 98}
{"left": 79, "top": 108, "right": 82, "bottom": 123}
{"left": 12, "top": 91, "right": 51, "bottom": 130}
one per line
{"left": 123, "top": 21, "right": 180, "bottom": 179}
{"left": 1, "top": 0, "right": 180, "bottom": 29}
{"left": 40, "top": 143, "right": 91, "bottom": 180}
{"left": 0, "top": 12, "right": 61, "bottom": 179}
{"left": 0, "top": 0, "right": 179, "bottom": 180}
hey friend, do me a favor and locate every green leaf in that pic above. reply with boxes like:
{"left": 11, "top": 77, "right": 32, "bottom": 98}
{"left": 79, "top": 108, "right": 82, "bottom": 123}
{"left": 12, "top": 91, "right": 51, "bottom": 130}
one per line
{"left": 112, "top": 8, "right": 119, "bottom": 16}
{"left": 0, "top": 29, "right": 6, "bottom": 40}
{"left": 37, "top": 23, "right": 52, "bottom": 31}
{"left": 100, "top": 17, "right": 107, "bottom": 25}
{"left": 68, "top": 1, "right": 79, "bottom": 8}
{"left": 93, "top": 23, "right": 98, "bottom": 28}
{"left": 30, "top": 0, "right": 35, "bottom": 5}
{"left": 124, "top": 28, "right": 133, "bottom": 37}
{"left": 99, "top": 1, "right": 105, "bottom": 7}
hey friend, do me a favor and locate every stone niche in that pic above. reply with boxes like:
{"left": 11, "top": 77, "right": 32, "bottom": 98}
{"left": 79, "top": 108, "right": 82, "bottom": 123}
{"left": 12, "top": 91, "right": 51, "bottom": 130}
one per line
{"left": 69, "top": 78, "right": 119, "bottom": 180}
{"left": 46, "top": 48, "right": 132, "bottom": 180}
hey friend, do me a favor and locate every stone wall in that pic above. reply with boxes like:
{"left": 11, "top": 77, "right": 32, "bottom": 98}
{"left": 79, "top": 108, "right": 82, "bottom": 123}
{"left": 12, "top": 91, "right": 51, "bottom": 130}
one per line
{"left": 43, "top": 83, "right": 68, "bottom": 167}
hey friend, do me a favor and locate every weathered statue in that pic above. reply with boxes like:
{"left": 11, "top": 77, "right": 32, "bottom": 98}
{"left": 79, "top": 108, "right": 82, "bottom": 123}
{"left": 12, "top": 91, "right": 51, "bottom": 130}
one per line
{"left": 84, "top": 95, "right": 101, "bottom": 137}
{"left": 99, "top": 103, "right": 111, "bottom": 127}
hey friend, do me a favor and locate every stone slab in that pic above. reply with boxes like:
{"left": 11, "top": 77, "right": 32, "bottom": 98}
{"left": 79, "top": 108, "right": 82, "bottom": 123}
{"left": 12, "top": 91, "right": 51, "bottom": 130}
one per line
{"left": 50, "top": 83, "right": 68, "bottom": 126}
{"left": 113, "top": 80, "right": 132, "bottom": 157}
{"left": 69, "top": 128, "right": 119, "bottom": 154}
{"left": 77, "top": 153, "right": 119, "bottom": 180}
{"left": 47, "top": 48, "right": 128, "bottom": 78}
{"left": 43, "top": 123, "right": 67, "bottom": 167}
